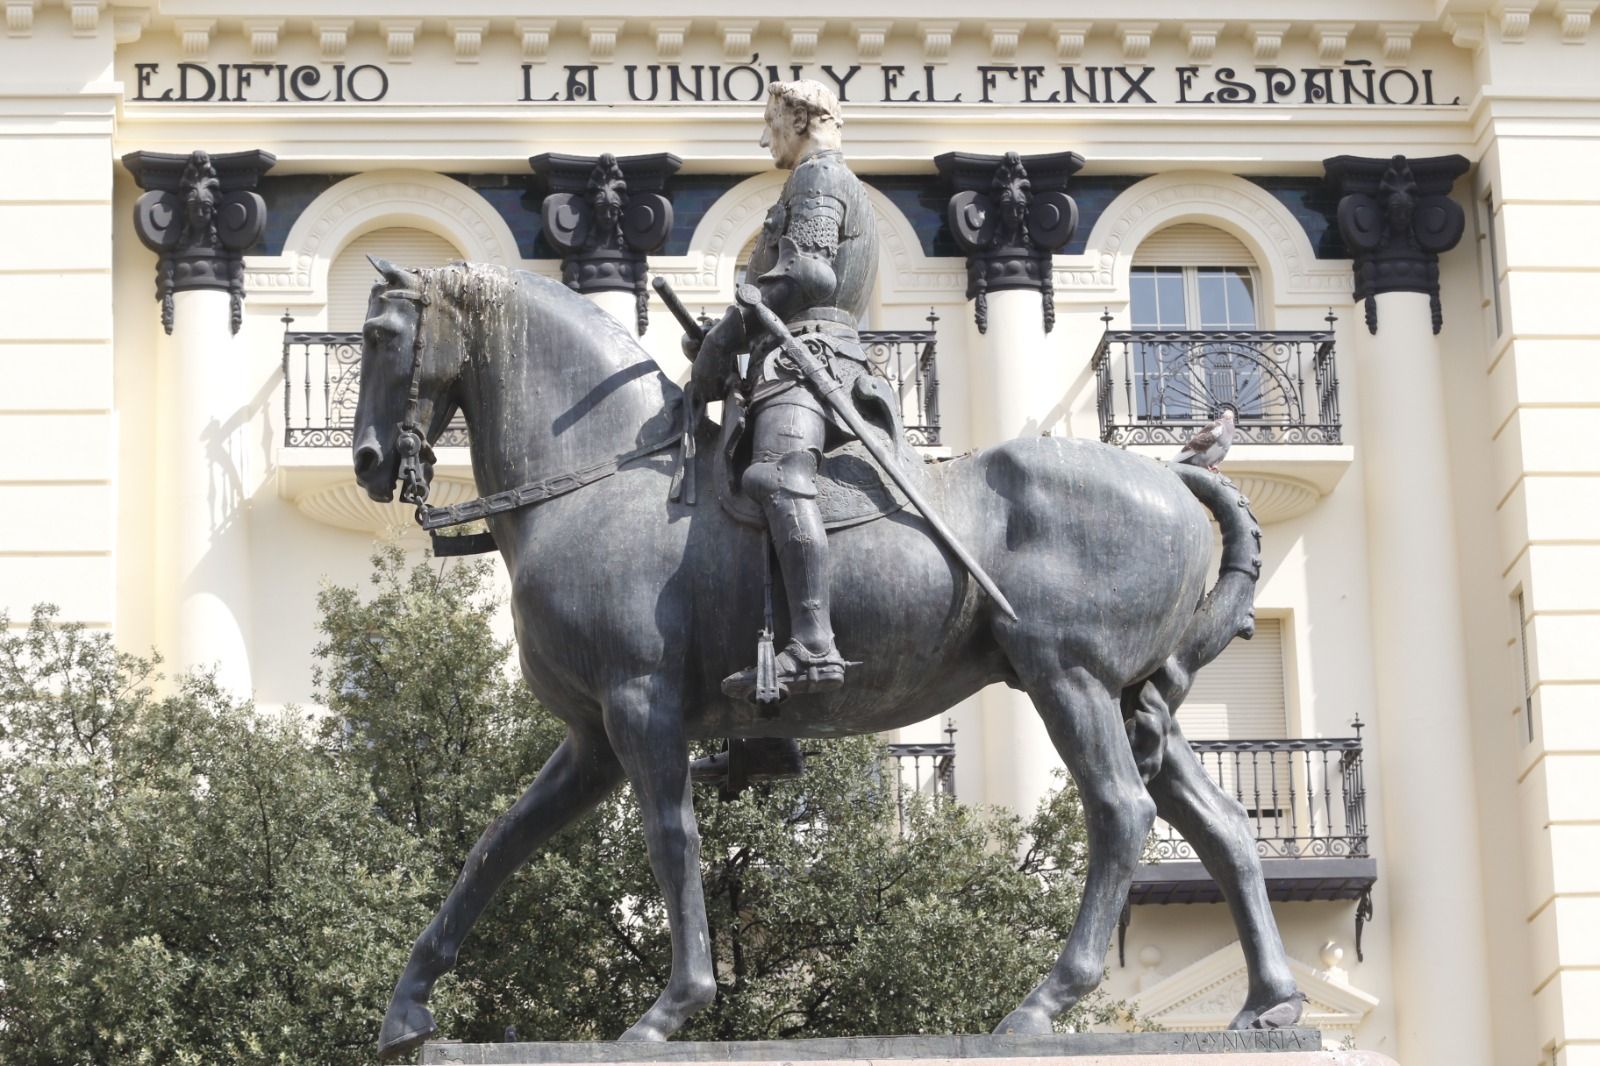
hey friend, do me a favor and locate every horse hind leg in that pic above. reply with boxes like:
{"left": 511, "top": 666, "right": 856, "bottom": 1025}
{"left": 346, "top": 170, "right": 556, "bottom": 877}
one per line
{"left": 995, "top": 664, "right": 1157, "bottom": 1035}
{"left": 1145, "top": 731, "right": 1303, "bottom": 1029}
{"left": 602, "top": 679, "right": 717, "bottom": 1041}
{"left": 378, "top": 728, "right": 623, "bottom": 1061}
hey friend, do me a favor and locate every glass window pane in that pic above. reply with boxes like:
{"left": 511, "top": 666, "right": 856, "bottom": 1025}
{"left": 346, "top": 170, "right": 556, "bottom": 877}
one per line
{"left": 1224, "top": 271, "right": 1256, "bottom": 328}
{"left": 1156, "top": 270, "right": 1185, "bottom": 327}
{"left": 1131, "top": 269, "right": 1158, "bottom": 328}
{"left": 1197, "top": 272, "right": 1228, "bottom": 329}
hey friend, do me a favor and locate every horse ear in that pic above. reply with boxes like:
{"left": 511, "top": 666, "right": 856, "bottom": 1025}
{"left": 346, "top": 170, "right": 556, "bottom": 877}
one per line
{"left": 367, "top": 254, "right": 414, "bottom": 286}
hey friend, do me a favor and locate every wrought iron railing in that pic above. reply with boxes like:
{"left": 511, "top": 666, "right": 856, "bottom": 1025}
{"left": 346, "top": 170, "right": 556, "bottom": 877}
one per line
{"left": 280, "top": 312, "right": 467, "bottom": 449}
{"left": 884, "top": 739, "right": 956, "bottom": 836}
{"left": 281, "top": 309, "right": 944, "bottom": 449}
{"left": 1147, "top": 735, "right": 1368, "bottom": 862}
{"left": 1092, "top": 322, "right": 1341, "bottom": 447}
{"left": 862, "top": 310, "right": 942, "bottom": 448}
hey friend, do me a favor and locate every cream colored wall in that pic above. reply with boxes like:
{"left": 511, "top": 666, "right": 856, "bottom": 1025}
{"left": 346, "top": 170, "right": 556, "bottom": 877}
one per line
{"left": 1465, "top": 20, "right": 1600, "bottom": 1064}
{"left": 1, "top": 9, "right": 118, "bottom": 629}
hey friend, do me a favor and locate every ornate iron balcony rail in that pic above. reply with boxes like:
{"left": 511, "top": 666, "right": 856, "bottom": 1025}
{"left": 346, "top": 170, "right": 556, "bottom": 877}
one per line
{"left": 280, "top": 315, "right": 467, "bottom": 449}
{"left": 1148, "top": 735, "right": 1368, "bottom": 862}
{"left": 281, "top": 310, "right": 943, "bottom": 449}
{"left": 861, "top": 309, "right": 942, "bottom": 448}
{"left": 883, "top": 740, "right": 956, "bottom": 837}
{"left": 1092, "top": 327, "right": 1341, "bottom": 446}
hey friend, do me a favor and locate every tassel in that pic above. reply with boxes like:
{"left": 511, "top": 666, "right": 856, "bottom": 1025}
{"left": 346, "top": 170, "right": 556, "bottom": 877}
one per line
{"left": 755, "top": 627, "right": 780, "bottom": 710}
{"left": 755, "top": 531, "right": 782, "bottom": 713}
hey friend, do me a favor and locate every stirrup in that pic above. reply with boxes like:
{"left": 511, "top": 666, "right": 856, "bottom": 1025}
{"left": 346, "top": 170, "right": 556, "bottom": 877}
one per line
{"left": 723, "top": 640, "right": 855, "bottom": 700}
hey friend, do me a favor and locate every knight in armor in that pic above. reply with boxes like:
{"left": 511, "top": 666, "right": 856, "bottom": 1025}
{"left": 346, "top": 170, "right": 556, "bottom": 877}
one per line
{"left": 685, "top": 80, "right": 881, "bottom": 701}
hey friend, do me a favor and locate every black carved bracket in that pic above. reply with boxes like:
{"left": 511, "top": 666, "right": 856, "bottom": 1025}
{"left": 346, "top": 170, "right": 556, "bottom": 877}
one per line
{"left": 122, "top": 149, "right": 275, "bottom": 335}
{"left": 1323, "top": 153, "right": 1469, "bottom": 335}
{"left": 935, "top": 150, "right": 1083, "bottom": 335}
{"left": 529, "top": 152, "right": 681, "bottom": 335}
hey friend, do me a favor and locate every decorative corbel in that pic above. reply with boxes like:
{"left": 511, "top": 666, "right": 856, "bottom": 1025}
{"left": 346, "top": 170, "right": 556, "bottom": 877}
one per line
{"left": 529, "top": 152, "right": 682, "bottom": 334}
{"left": 1323, "top": 153, "right": 1470, "bottom": 334}
{"left": 935, "top": 150, "right": 1083, "bottom": 334}
{"left": 122, "top": 149, "right": 275, "bottom": 335}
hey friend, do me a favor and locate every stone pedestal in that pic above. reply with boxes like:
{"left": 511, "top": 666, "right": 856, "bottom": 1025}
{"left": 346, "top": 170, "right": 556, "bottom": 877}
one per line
{"left": 419, "top": 1033, "right": 1395, "bottom": 1065}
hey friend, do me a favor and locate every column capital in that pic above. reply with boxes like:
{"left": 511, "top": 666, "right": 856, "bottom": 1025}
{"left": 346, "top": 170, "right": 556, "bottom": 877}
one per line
{"left": 1322, "top": 153, "right": 1469, "bottom": 335}
{"left": 934, "top": 150, "right": 1083, "bottom": 334}
{"left": 528, "top": 151, "right": 681, "bottom": 334}
{"left": 121, "top": 148, "right": 275, "bottom": 334}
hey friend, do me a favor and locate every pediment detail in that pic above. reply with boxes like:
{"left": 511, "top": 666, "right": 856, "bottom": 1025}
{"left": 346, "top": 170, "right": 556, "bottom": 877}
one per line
{"left": 1130, "top": 940, "right": 1379, "bottom": 1046}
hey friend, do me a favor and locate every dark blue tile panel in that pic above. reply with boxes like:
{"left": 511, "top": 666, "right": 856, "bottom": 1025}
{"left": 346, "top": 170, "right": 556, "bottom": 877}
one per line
{"left": 1248, "top": 177, "right": 1348, "bottom": 259}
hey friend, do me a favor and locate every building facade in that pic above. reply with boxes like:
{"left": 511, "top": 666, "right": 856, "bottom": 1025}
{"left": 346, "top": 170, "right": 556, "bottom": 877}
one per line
{"left": 4, "top": 2, "right": 1598, "bottom": 1063}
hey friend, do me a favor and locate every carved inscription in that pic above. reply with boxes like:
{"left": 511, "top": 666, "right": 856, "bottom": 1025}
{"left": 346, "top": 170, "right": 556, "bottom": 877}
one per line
{"left": 129, "top": 57, "right": 1459, "bottom": 107}
{"left": 1168, "top": 1028, "right": 1322, "bottom": 1053}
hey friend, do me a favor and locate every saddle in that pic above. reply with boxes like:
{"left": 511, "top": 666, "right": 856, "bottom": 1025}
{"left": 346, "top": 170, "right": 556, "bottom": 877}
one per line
{"left": 714, "top": 373, "right": 924, "bottom": 530}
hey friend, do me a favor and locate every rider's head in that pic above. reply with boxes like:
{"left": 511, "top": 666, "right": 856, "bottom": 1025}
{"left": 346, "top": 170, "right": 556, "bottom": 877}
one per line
{"left": 761, "top": 80, "right": 842, "bottom": 169}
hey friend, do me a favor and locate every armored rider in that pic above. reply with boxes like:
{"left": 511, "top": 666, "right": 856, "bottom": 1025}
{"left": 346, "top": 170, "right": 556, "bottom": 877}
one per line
{"left": 686, "top": 80, "right": 880, "bottom": 700}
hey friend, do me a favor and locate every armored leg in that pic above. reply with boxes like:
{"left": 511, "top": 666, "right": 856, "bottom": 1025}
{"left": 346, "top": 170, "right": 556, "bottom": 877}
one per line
{"left": 723, "top": 400, "right": 851, "bottom": 700}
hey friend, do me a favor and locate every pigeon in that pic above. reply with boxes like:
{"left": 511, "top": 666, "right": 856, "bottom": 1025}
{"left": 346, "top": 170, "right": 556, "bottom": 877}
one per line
{"left": 1173, "top": 409, "right": 1236, "bottom": 471}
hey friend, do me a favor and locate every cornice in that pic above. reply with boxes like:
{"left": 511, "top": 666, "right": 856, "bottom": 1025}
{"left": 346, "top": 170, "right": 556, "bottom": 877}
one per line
{"left": 60, "top": 10, "right": 1588, "bottom": 52}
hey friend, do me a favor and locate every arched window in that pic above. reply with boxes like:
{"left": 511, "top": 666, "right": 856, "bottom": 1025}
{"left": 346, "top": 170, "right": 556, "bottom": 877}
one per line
{"left": 1129, "top": 224, "right": 1264, "bottom": 420}
{"left": 327, "top": 226, "right": 464, "bottom": 329}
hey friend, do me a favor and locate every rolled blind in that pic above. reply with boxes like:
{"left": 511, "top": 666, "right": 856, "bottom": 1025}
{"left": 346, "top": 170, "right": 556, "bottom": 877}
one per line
{"left": 327, "top": 227, "right": 463, "bottom": 330}
{"left": 1180, "top": 618, "right": 1287, "bottom": 740}
{"left": 1132, "top": 223, "right": 1254, "bottom": 267}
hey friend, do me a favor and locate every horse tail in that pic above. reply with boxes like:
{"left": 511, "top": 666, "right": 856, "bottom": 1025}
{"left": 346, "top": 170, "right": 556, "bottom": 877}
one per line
{"left": 1122, "top": 466, "right": 1263, "bottom": 781}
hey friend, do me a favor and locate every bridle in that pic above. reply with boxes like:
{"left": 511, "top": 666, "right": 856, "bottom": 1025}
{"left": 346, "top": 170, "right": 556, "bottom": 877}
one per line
{"left": 377, "top": 284, "right": 438, "bottom": 517}
{"left": 369, "top": 280, "right": 687, "bottom": 556}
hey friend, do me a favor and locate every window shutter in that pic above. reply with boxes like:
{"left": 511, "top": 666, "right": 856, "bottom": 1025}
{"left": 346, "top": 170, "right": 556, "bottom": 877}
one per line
{"left": 1132, "top": 223, "right": 1254, "bottom": 267}
{"left": 1181, "top": 618, "right": 1287, "bottom": 740}
{"left": 328, "top": 227, "right": 463, "bottom": 330}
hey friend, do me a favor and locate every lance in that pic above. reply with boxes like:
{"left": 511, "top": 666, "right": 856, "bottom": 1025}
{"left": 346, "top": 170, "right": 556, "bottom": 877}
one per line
{"left": 734, "top": 284, "right": 1019, "bottom": 623}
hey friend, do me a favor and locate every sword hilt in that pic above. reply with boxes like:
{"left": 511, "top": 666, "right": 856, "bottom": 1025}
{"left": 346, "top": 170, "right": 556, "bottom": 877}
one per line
{"left": 652, "top": 276, "right": 705, "bottom": 343}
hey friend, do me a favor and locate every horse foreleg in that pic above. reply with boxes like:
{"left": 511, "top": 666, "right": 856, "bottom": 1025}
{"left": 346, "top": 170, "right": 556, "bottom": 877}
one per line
{"left": 603, "top": 681, "right": 717, "bottom": 1041}
{"left": 1146, "top": 732, "right": 1302, "bottom": 1029}
{"left": 996, "top": 666, "right": 1156, "bottom": 1035}
{"left": 378, "top": 728, "right": 623, "bottom": 1061}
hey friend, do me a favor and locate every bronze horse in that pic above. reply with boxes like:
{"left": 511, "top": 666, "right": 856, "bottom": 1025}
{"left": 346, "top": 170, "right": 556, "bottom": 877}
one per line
{"left": 352, "top": 260, "right": 1303, "bottom": 1057}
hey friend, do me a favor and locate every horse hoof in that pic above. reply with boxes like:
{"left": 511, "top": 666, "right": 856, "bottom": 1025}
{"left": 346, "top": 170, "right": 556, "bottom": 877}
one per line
{"left": 993, "top": 1007, "right": 1053, "bottom": 1036}
{"left": 618, "top": 1020, "right": 670, "bottom": 1042}
{"left": 378, "top": 998, "right": 438, "bottom": 1061}
{"left": 1228, "top": 989, "right": 1306, "bottom": 1031}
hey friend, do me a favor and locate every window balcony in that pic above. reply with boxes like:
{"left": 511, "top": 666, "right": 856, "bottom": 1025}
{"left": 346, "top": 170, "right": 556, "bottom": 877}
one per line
{"left": 1122, "top": 730, "right": 1378, "bottom": 963}
{"left": 277, "top": 313, "right": 946, "bottom": 533}
{"left": 1092, "top": 326, "right": 1353, "bottom": 523}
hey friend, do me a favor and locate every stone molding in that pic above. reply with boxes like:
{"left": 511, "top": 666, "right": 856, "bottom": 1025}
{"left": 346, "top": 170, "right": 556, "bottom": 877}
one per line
{"left": 936, "top": 150, "right": 1084, "bottom": 334}
{"left": 124, "top": 148, "right": 275, "bottom": 334}
{"left": 243, "top": 169, "right": 521, "bottom": 304}
{"left": 529, "top": 152, "right": 681, "bottom": 333}
{"left": 1323, "top": 153, "right": 1470, "bottom": 333}
{"left": 1073, "top": 170, "right": 1351, "bottom": 307}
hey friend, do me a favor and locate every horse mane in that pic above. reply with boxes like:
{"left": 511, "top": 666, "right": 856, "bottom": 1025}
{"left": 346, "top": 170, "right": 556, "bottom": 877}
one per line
{"left": 416, "top": 261, "right": 519, "bottom": 323}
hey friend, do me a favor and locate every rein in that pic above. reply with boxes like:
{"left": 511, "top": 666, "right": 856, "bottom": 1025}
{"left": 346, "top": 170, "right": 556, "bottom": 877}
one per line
{"left": 378, "top": 283, "right": 685, "bottom": 557}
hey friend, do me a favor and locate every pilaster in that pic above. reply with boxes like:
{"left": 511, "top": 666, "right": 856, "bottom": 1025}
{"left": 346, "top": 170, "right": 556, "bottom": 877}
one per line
{"left": 121, "top": 148, "right": 274, "bottom": 696}
{"left": 1323, "top": 152, "right": 1492, "bottom": 1066}
{"left": 1324, "top": 154, "right": 1470, "bottom": 334}
{"left": 529, "top": 151, "right": 681, "bottom": 336}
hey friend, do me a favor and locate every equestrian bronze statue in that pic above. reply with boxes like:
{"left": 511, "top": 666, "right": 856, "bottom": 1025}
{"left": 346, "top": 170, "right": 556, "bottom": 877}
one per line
{"left": 357, "top": 81, "right": 1302, "bottom": 1061}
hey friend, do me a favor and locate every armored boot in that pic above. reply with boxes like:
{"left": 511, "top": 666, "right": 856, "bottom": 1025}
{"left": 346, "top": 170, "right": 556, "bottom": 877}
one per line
{"left": 723, "top": 443, "right": 852, "bottom": 701}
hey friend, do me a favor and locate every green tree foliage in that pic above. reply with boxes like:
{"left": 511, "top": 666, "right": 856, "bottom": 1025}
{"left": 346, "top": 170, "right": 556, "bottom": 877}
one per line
{"left": 0, "top": 606, "right": 429, "bottom": 1065}
{"left": 2, "top": 548, "right": 1108, "bottom": 1063}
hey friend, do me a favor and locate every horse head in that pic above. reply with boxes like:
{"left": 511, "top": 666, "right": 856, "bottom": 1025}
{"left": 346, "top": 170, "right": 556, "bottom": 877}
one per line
{"left": 352, "top": 256, "right": 467, "bottom": 503}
